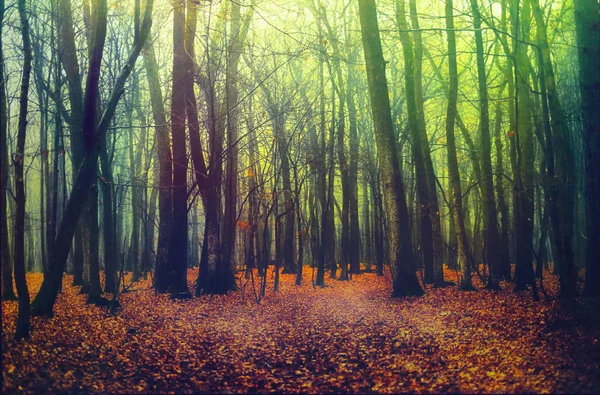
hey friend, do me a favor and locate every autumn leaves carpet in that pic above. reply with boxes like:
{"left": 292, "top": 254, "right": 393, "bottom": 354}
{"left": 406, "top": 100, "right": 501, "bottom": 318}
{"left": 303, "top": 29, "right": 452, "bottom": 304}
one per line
{"left": 3, "top": 268, "right": 600, "bottom": 393}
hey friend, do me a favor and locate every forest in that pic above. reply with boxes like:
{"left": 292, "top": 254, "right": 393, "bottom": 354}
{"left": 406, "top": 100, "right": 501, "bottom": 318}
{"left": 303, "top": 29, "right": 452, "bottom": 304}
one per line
{"left": 1, "top": 0, "right": 600, "bottom": 393}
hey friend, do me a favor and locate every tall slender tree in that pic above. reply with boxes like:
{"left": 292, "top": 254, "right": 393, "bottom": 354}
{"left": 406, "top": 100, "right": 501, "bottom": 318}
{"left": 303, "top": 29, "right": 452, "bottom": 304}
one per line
{"left": 575, "top": 0, "right": 600, "bottom": 297}
{"left": 470, "top": 0, "right": 502, "bottom": 290}
{"left": 408, "top": 0, "right": 445, "bottom": 287}
{"left": 512, "top": 0, "right": 538, "bottom": 298}
{"left": 445, "top": 0, "right": 474, "bottom": 291}
{"left": 14, "top": 0, "right": 33, "bottom": 339}
{"left": 358, "top": 0, "right": 423, "bottom": 297}
{"left": 56, "top": 0, "right": 86, "bottom": 287}
{"left": 222, "top": 0, "right": 253, "bottom": 285}
{"left": 143, "top": 35, "right": 172, "bottom": 294}
{"left": 395, "top": 0, "right": 435, "bottom": 286}
{"left": 0, "top": 0, "right": 17, "bottom": 301}
{"left": 168, "top": 0, "right": 190, "bottom": 296}
{"left": 532, "top": 0, "right": 576, "bottom": 297}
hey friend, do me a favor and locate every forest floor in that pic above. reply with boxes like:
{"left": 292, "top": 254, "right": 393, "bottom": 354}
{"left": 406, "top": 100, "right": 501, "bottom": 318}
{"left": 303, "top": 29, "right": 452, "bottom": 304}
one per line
{"left": 2, "top": 266, "right": 600, "bottom": 394}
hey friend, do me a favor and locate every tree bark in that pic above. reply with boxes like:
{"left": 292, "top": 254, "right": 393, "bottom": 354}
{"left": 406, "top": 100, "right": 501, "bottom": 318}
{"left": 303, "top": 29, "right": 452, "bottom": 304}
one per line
{"left": 0, "top": 0, "right": 16, "bottom": 301}
{"left": 575, "top": 0, "right": 600, "bottom": 297}
{"left": 470, "top": 0, "right": 502, "bottom": 290}
{"left": 408, "top": 0, "right": 444, "bottom": 287}
{"left": 14, "top": 0, "right": 33, "bottom": 339}
{"left": 169, "top": 0, "right": 190, "bottom": 296}
{"left": 222, "top": 0, "right": 244, "bottom": 280}
{"left": 445, "top": 0, "right": 474, "bottom": 290}
{"left": 336, "top": 87, "right": 350, "bottom": 281}
{"left": 493, "top": 96, "right": 511, "bottom": 281}
{"left": 82, "top": 183, "right": 102, "bottom": 302}
{"left": 347, "top": 51, "right": 361, "bottom": 275}
{"left": 532, "top": 0, "right": 576, "bottom": 297}
{"left": 246, "top": 100, "right": 258, "bottom": 280}
{"left": 142, "top": 35, "right": 172, "bottom": 294}
{"left": 372, "top": 174, "right": 385, "bottom": 277}
{"left": 395, "top": 0, "right": 435, "bottom": 286}
{"left": 511, "top": 0, "right": 538, "bottom": 298}
{"left": 316, "top": 14, "right": 332, "bottom": 286}
{"left": 359, "top": 0, "right": 423, "bottom": 297}
{"left": 99, "top": 141, "right": 117, "bottom": 294}
{"left": 57, "top": 0, "right": 86, "bottom": 287}
{"left": 363, "top": 181, "right": 372, "bottom": 273}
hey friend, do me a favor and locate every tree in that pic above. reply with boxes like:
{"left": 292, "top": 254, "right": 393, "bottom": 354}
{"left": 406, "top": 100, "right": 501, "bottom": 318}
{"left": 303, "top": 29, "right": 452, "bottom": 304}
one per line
{"left": 407, "top": 0, "right": 444, "bottom": 288}
{"left": 222, "top": 0, "right": 253, "bottom": 282}
{"left": 13, "top": 0, "right": 33, "bottom": 339}
{"left": 99, "top": 138, "right": 117, "bottom": 294}
{"left": 395, "top": 0, "right": 436, "bottom": 287}
{"left": 0, "top": 0, "right": 17, "bottom": 302}
{"left": 532, "top": 0, "right": 576, "bottom": 297}
{"left": 193, "top": 2, "right": 231, "bottom": 295}
{"left": 575, "top": 0, "right": 600, "bottom": 297}
{"left": 31, "top": 0, "right": 154, "bottom": 317}
{"left": 315, "top": 18, "right": 330, "bottom": 287}
{"left": 445, "top": 0, "right": 474, "bottom": 291}
{"left": 358, "top": 0, "right": 423, "bottom": 297}
{"left": 347, "top": 47, "right": 361, "bottom": 276}
{"left": 168, "top": 0, "right": 190, "bottom": 296}
{"left": 511, "top": 0, "right": 538, "bottom": 299}
{"left": 142, "top": 34, "right": 172, "bottom": 294}
{"left": 470, "top": 0, "right": 502, "bottom": 290}
{"left": 55, "top": 0, "right": 86, "bottom": 287}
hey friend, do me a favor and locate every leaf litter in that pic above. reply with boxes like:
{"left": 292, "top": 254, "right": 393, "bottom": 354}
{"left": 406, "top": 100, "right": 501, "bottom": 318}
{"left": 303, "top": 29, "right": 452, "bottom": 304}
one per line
{"left": 2, "top": 267, "right": 600, "bottom": 393}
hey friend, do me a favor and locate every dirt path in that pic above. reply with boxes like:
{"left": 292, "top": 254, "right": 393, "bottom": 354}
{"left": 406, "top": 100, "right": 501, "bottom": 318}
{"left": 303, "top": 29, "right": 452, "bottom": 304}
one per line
{"left": 3, "top": 268, "right": 600, "bottom": 393}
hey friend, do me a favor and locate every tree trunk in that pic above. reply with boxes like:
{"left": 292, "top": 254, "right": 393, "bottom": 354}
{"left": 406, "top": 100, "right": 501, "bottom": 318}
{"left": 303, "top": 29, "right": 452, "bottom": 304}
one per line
{"left": 445, "top": 0, "right": 474, "bottom": 290}
{"left": 130, "top": 70, "right": 148, "bottom": 281}
{"left": 347, "top": 55, "right": 361, "bottom": 275}
{"left": 56, "top": 0, "right": 86, "bottom": 288}
{"left": 168, "top": 0, "right": 190, "bottom": 296}
{"left": 128, "top": 132, "right": 141, "bottom": 282}
{"left": 363, "top": 181, "right": 372, "bottom": 273}
{"left": 144, "top": 164, "right": 158, "bottom": 274}
{"left": 471, "top": 0, "right": 502, "bottom": 290}
{"left": 276, "top": 118, "right": 296, "bottom": 276}
{"left": 295, "top": 171, "right": 304, "bottom": 285}
{"left": 222, "top": 0, "right": 245, "bottom": 280}
{"left": 142, "top": 34, "right": 172, "bottom": 294}
{"left": 493, "top": 97, "right": 512, "bottom": 281}
{"left": 372, "top": 178, "right": 385, "bottom": 277}
{"left": 47, "top": 45, "right": 61, "bottom": 285}
{"left": 325, "top": 95, "right": 337, "bottom": 280}
{"left": 246, "top": 100, "right": 258, "bottom": 279}
{"left": 190, "top": 7, "right": 233, "bottom": 296}
{"left": 0, "top": 0, "right": 16, "bottom": 301}
{"left": 337, "top": 91, "right": 350, "bottom": 282}
{"left": 359, "top": 0, "right": 423, "bottom": 297}
{"left": 512, "top": 0, "right": 538, "bottom": 298}
{"left": 408, "top": 0, "right": 444, "bottom": 287}
{"left": 395, "top": 0, "right": 435, "bottom": 286}
{"left": 575, "top": 0, "right": 600, "bottom": 297}
{"left": 32, "top": 31, "right": 50, "bottom": 274}
{"left": 532, "top": 0, "right": 576, "bottom": 297}
{"left": 82, "top": 184, "right": 102, "bottom": 302}
{"left": 99, "top": 142, "right": 117, "bottom": 294}
{"left": 316, "top": 45, "right": 328, "bottom": 287}
{"left": 14, "top": 0, "right": 32, "bottom": 339}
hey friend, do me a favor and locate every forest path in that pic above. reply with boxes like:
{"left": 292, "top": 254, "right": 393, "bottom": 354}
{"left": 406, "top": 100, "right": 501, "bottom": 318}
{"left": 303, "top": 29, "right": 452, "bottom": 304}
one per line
{"left": 3, "top": 268, "right": 600, "bottom": 393}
